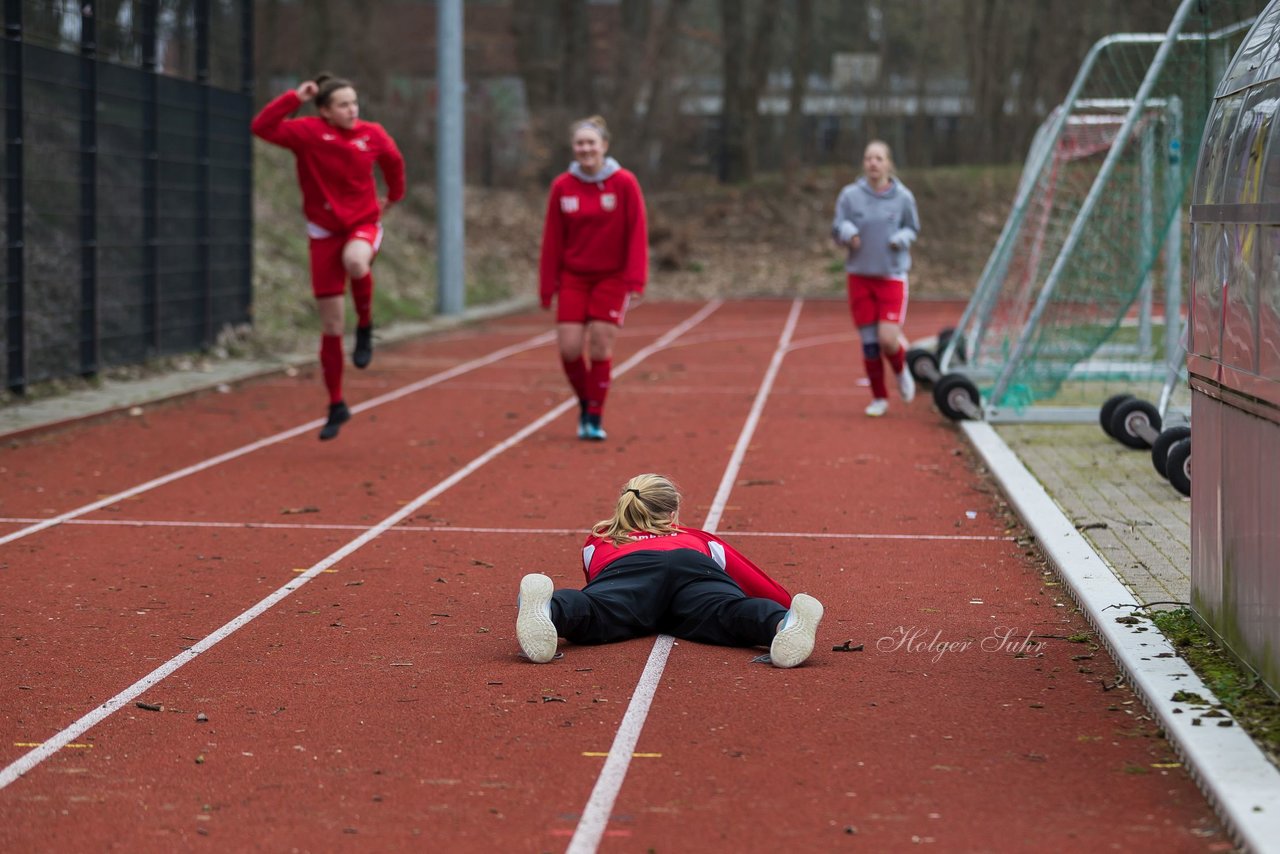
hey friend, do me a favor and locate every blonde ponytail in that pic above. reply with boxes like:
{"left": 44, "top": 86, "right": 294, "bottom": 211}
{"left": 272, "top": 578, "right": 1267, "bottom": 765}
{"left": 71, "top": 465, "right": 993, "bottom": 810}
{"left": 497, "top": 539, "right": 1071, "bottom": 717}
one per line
{"left": 592, "top": 474, "right": 681, "bottom": 546}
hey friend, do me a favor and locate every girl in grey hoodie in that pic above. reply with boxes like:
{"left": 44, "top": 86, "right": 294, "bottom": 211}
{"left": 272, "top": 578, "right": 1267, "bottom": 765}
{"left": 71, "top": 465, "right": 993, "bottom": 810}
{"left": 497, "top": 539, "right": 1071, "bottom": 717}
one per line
{"left": 831, "top": 141, "right": 920, "bottom": 417}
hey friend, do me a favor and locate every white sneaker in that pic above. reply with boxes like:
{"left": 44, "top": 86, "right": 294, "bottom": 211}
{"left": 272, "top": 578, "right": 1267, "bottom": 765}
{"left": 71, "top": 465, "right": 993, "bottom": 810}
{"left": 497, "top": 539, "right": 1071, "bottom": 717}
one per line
{"left": 897, "top": 368, "right": 916, "bottom": 403}
{"left": 864, "top": 398, "right": 889, "bottom": 417}
{"left": 516, "top": 573, "right": 558, "bottom": 663}
{"left": 770, "top": 593, "right": 824, "bottom": 668}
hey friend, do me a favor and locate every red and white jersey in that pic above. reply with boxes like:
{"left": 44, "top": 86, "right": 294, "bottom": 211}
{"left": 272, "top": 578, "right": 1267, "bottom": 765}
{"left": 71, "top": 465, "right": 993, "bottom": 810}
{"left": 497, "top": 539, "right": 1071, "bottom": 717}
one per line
{"left": 539, "top": 166, "right": 648, "bottom": 307}
{"left": 581, "top": 526, "right": 791, "bottom": 607}
{"left": 251, "top": 90, "right": 405, "bottom": 233}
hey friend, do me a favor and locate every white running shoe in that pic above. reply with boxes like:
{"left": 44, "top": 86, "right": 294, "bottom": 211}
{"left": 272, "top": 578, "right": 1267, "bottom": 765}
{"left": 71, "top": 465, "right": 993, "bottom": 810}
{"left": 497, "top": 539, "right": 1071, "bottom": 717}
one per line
{"left": 770, "top": 593, "right": 824, "bottom": 668}
{"left": 864, "top": 398, "right": 889, "bottom": 417}
{"left": 897, "top": 368, "right": 916, "bottom": 403}
{"left": 516, "top": 573, "right": 558, "bottom": 663}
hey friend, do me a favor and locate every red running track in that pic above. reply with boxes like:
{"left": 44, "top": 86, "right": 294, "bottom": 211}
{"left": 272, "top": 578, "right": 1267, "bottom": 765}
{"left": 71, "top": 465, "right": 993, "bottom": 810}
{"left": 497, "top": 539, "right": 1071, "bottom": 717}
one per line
{"left": 0, "top": 300, "right": 1229, "bottom": 852}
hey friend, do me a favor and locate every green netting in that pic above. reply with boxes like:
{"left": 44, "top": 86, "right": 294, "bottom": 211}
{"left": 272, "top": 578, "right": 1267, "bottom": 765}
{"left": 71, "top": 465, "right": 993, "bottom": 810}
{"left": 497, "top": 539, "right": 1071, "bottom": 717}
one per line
{"left": 943, "top": 0, "right": 1264, "bottom": 420}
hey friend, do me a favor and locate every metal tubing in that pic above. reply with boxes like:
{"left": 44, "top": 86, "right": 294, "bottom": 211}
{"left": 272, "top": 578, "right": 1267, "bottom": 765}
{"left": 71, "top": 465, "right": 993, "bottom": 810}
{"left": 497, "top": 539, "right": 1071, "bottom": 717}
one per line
{"left": 1139, "top": 112, "right": 1155, "bottom": 357}
{"left": 1165, "top": 96, "right": 1185, "bottom": 373}
{"left": 987, "top": 0, "right": 1199, "bottom": 411}
{"left": 938, "top": 33, "right": 1169, "bottom": 374}
{"left": 436, "top": 0, "right": 465, "bottom": 316}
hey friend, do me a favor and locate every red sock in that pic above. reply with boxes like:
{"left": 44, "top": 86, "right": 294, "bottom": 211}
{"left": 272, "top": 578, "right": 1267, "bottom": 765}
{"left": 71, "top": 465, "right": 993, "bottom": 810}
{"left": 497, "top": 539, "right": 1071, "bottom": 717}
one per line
{"left": 320, "top": 334, "right": 344, "bottom": 404}
{"left": 562, "top": 356, "right": 588, "bottom": 400}
{"left": 865, "top": 357, "right": 887, "bottom": 399}
{"left": 886, "top": 345, "right": 905, "bottom": 375}
{"left": 586, "top": 359, "right": 612, "bottom": 415}
{"left": 352, "top": 273, "right": 374, "bottom": 328}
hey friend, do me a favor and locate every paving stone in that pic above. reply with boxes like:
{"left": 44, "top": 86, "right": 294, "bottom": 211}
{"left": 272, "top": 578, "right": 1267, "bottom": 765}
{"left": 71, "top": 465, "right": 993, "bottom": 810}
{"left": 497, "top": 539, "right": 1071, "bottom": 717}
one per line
{"left": 998, "top": 424, "right": 1190, "bottom": 608}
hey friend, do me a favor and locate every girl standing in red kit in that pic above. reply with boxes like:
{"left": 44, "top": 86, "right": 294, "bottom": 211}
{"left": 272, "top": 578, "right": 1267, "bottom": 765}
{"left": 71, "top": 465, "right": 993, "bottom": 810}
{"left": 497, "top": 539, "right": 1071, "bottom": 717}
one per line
{"left": 539, "top": 116, "right": 649, "bottom": 441}
{"left": 252, "top": 73, "right": 405, "bottom": 440}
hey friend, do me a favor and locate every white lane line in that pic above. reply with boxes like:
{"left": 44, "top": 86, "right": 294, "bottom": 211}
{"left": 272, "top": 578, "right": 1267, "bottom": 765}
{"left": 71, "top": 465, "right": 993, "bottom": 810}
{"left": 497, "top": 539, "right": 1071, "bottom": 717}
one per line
{"left": 784, "top": 332, "right": 858, "bottom": 352}
{"left": 0, "top": 302, "right": 723, "bottom": 792}
{"left": 567, "top": 298, "right": 803, "bottom": 854}
{"left": 0, "top": 517, "right": 1011, "bottom": 541}
{"left": 0, "top": 332, "right": 557, "bottom": 549}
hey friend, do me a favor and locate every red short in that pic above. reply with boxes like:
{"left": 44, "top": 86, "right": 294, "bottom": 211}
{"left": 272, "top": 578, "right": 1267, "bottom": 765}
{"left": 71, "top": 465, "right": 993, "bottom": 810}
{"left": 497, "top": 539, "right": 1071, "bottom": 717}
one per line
{"left": 847, "top": 273, "right": 908, "bottom": 327}
{"left": 555, "top": 271, "right": 633, "bottom": 325}
{"left": 307, "top": 221, "right": 384, "bottom": 298}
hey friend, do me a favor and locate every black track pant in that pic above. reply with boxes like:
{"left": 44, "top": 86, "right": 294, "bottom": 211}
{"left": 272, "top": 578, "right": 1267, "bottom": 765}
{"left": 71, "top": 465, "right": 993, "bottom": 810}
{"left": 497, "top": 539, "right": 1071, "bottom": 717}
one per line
{"left": 550, "top": 549, "right": 788, "bottom": 648}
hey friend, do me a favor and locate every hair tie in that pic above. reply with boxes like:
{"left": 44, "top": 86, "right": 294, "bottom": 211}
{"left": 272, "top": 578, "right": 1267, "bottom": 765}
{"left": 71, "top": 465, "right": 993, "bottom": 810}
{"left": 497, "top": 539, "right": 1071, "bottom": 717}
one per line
{"left": 626, "top": 488, "right": 641, "bottom": 497}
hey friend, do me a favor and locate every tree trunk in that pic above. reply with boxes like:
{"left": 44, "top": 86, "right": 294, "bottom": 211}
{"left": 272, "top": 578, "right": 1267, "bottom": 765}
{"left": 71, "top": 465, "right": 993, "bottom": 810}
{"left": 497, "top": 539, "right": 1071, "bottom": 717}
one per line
{"left": 910, "top": 0, "right": 933, "bottom": 167}
{"left": 719, "top": 0, "right": 748, "bottom": 183}
{"left": 720, "top": 0, "right": 776, "bottom": 183}
{"left": 512, "top": 0, "right": 559, "bottom": 111}
{"left": 743, "top": 0, "right": 775, "bottom": 177}
{"left": 612, "top": 0, "right": 651, "bottom": 143}
{"left": 559, "top": 0, "right": 594, "bottom": 115}
{"left": 304, "top": 0, "right": 333, "bottom": 80}
{"left": 638, "top": 0, "right": 690, "bottom": 180}
{"left": 782, "top": 0, "right": 813, "bottom": 178}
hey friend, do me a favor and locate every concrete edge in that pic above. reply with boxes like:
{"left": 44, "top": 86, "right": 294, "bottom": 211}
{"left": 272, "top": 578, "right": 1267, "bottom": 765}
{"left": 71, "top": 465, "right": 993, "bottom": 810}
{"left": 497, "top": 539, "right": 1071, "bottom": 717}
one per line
{"left": 0, "top": 295, "right": 539, "bottom": 442}
{"left": 962, "top": 420, "right": 1280, "bottom": 854}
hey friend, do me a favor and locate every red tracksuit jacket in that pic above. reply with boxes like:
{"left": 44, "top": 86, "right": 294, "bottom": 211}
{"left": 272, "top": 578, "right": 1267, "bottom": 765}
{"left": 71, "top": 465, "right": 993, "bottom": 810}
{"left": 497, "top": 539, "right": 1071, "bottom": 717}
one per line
{"left": 581, "top": 526, "right": 792, "bottom": 607}
{"left": 539, "top": 166, "right": 648, "bottom": 307}
{"left": 251, "top": 91, "right": 406, "bottom": 233}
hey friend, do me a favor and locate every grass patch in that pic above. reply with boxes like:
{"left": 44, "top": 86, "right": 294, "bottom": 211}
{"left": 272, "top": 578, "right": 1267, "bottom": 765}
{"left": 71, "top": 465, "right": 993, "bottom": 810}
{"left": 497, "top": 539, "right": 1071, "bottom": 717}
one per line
{"left": 1149, "top": 608, "right": 1280, "bottom": 767}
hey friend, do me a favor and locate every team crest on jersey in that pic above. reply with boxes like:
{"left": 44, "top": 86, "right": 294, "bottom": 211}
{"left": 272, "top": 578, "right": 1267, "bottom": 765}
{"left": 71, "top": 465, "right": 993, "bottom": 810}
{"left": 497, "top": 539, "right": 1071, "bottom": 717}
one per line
{"left": 601, "top": 193, "right": 617, "bottom": 211}
{"left": 561, "top": 196, "right": 580, "bottom": 213}
{"left": 353, "top": 137, "right": 370, "bottom": 151}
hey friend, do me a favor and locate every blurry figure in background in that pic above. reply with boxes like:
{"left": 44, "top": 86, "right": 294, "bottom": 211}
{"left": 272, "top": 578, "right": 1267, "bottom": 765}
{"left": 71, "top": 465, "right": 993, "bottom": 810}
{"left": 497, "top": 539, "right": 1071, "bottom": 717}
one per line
{"left": 515, "top": 473, "right": 824, "bottom": 668}
{"left": 252, "top": 72, "right": 405, "bottom": 441}
{"left": 831, "top": 140, "right": 920, "bottom": 417}
{"left": 538, "top": 116, "right": 649, "bottom": 441}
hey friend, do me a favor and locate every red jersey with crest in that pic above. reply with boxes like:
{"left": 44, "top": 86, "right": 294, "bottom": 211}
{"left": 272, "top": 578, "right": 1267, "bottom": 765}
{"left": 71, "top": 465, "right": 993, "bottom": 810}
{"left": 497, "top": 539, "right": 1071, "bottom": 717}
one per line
{"left": 581, "top": 526, "right": 791, "bottom": 607}
{"left": 539, "top": 168, "right": 648, "bottom": 307}
{"left": 251, "top": 91, "right": 405, "bottom": 233}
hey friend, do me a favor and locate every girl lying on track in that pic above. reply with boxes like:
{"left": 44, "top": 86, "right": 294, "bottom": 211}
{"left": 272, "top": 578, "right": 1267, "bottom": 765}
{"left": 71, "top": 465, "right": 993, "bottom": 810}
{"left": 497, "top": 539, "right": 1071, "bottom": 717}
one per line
{"left": 515, "top": 473, "right": 824, "bottom": 668}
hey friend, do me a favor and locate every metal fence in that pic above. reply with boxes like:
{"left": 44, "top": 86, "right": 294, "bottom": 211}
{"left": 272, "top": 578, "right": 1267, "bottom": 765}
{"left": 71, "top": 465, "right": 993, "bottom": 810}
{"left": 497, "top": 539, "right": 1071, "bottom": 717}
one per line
{"left": 2, "top": 0, "right": 253, "bottom": 394}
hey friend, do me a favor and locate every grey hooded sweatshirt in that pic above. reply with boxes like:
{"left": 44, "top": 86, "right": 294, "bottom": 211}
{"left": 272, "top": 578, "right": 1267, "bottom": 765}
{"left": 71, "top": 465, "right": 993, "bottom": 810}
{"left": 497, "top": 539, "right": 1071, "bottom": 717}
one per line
{"left": 831, "top": 177, "right": 920, "bottom": 278}
{"left": 569, "top": 156, "right": 621, "bottom": 184}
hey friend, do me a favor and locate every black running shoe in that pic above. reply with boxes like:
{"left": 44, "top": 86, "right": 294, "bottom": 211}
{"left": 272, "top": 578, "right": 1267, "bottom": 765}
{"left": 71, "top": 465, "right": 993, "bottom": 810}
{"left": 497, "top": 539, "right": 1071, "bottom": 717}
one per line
{"left": 353, "top": 325, "right": 373, "bottom": 369}
{"left": 319, "top": 401, "right": 351, "bottom": 441}
{"left": 577, "top": 399, "right": 589, "bottom": 439}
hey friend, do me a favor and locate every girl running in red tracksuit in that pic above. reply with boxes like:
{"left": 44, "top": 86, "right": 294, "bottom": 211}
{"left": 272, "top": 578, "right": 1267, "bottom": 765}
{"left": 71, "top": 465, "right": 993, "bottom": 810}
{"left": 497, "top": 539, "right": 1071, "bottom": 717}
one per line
{"left": 252, "top": 73, "right": 405, "bottom": 440}
{"left": 539, "top": 115, "right": 649, "bottom": 441}
{"left": 515, "top": 473, "right": 824, "bottom": 668}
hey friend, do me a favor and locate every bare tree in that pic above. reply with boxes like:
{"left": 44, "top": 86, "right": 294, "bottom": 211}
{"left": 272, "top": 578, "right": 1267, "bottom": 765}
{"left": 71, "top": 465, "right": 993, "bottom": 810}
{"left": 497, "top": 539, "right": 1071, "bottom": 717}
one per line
{"left": 962, "top": 0, "right": 1013, "bottom": 162}
{"left": 611, "top": 0, "right": 651, "bottom": 143}
{"left": 637, "top": 0, "right": 692, "bottom": 180}
{"left": 512, "top": 0, "right": 559, "bottom": 111}
{"left": 718, "top": 0, "right": 747, "bottom": 182}
{"left": 719, "top": 0, "right": 778, "bottom": 183}
{"left": 559, "top": 0, "right": 595, "bottom": 115}
{"left": 781, "top": 0, "right": 813, "bottom": 178}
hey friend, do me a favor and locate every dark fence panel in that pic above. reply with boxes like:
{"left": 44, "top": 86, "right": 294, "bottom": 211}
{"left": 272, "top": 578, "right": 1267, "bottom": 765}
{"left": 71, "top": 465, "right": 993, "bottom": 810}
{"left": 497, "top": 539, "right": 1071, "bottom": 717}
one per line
{"left": 1, "top": 0, "right": 252, "bottom": 393}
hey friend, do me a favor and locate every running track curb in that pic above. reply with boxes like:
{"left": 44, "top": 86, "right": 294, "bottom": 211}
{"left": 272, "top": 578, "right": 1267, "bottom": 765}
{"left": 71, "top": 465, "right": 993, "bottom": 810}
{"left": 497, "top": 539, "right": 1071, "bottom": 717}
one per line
{"left": 962, "top": 420, "right": 1280, "bottom": 854}
{"left": 0, "top": 295, "right": 538, "bottom": 442}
